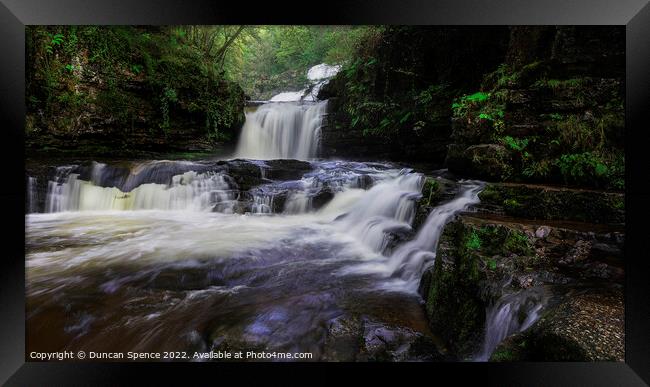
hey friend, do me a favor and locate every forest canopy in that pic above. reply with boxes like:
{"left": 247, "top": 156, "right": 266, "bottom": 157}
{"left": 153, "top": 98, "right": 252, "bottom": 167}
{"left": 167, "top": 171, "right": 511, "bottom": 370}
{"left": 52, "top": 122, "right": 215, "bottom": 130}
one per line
{"left": 28, "top": 25, "right": 379, "bottom": 100}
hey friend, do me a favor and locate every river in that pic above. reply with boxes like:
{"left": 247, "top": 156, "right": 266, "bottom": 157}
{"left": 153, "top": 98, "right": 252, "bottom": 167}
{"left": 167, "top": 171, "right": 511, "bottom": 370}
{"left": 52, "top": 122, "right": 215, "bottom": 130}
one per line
{"left": 26, "top": 65, "right": 492, "bottom": 361}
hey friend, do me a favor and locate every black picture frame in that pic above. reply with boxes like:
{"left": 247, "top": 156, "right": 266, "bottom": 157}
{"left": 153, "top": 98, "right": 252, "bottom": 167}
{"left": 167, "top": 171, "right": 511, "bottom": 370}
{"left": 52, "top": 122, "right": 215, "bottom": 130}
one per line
{"left": 2, "top": 0, "right": 649, "bottom": 385}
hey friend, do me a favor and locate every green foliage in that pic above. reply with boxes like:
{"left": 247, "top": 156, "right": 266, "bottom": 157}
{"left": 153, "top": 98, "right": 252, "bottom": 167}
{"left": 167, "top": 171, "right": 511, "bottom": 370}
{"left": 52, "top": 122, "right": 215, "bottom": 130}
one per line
{"left": 468, "top": 225, "right": 533, "bottom": 257}
{"left": 556, "top": 151, "right": 623, "bottom": 189}
{"left": 503, "top": 230, "right": 533, "bottom": 256}
{"left": 452, "top": 92, "right": 490, "bottom": 116}
{"left": 466, "top": 231, "right": 482, "bottom": 250}
{"left": 452, "top": 90, "right": 506, "bottom": 135}
{"left": 459, "top": 55, "right": 623, "bottom": 190}
{"left": 45, "top": 33, "right": 64, "bottom": 54}
{"left": 236, "top": 26, "right": 380, "bottom": 99}
{"left": 500, "top": 136, "right": 528, "bottom": 152}
{"left": 421, "top": 177, "right": 440, "bottom": 206}
{"left": 27, "top": 25, "right": 246, "bottom": 142}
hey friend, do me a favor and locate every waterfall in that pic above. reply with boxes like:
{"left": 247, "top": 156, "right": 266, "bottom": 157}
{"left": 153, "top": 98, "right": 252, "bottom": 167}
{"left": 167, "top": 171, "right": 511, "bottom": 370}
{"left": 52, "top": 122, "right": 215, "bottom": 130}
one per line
{"left": 235, "top": 100, "right": 328, "bottom": 160}
{"left": 234, "top": 63, "right": 340, "bottom": 161}
{"left": 474, "top": 287, "right": 547, "bottom": 361}
{"left": 334, "top": 171, "right": 424, "bottom": 254}
{"left": 384, "top": 181, "right": 484, "bottom": 290}
{"left": 267, "top": 63, "right": 341, "bottom": 103}
{"left": 26, "top": 176, "right": 38, "bottom": 213}
{"left": 44, "top": 166, "right": 236, "bottom": 213}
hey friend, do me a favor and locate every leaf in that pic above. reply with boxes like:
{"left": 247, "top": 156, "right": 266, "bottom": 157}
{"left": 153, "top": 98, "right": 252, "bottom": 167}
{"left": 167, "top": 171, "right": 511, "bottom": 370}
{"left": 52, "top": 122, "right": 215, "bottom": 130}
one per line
{"left": 399, "top": 112, "right": 412, "bottom": 124}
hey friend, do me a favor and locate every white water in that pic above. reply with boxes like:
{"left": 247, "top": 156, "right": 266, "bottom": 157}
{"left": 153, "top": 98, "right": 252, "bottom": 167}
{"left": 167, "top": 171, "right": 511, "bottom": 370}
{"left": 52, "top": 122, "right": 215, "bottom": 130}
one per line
{"left": 268, "top": 63, "right": 341, "bottom": 103}
{"left": 474, "top": 287, "right": 547, "bottom": 361}
{"left": 34, "top": 159, "right": 485, "bottom": 296}
{"left": 45, "top": 167, "right": 235, "bottom": 213}
{"left": 335, "top": 171, "right": 423, "bottom": 254}
{"left": 28, "top": 162, "right": 431, "bottom": 280}
{"left": 335, "top": 180, "right": 484, "bottom": 293}
{"left": 235, "top": 100, "right": 328, "bottom": 160}
{"left": 387, "top": 182, "right": 484, "bottom": 287}
{"left": 235, "top": 63, "right": 341, "bottom": 160}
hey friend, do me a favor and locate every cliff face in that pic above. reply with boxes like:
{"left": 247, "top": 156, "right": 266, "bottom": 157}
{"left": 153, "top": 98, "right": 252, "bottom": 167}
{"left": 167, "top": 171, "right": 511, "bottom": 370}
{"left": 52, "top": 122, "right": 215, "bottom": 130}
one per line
{"left": 319, "top": 27, "right": 624, "bottom": 190}
{"left": 446, "top": 26, "right": 624, "bottom": 189}
{"left": 25, "top": 26, "right": 246, "bottom": 156}
{"left": 318, "top": 26, "right": 510, "bottom": 163}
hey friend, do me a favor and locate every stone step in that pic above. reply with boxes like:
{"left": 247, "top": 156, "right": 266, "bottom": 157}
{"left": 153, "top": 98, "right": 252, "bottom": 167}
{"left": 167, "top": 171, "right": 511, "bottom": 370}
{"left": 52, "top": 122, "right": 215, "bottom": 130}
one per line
{"left": 476, "top": 182, "right": 624, "bottom": 225}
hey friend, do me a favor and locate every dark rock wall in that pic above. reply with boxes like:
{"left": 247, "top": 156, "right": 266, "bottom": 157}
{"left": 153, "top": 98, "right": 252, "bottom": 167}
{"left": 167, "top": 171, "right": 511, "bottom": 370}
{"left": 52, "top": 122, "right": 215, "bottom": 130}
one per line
{"left": 320, "top": 27, "right": 624, "bottom": 190}
{"left": 318, "top": 26, "right": 510, "bottom": 163}
{"left": 446, "top": 26, "right": 624, "bottom": 188}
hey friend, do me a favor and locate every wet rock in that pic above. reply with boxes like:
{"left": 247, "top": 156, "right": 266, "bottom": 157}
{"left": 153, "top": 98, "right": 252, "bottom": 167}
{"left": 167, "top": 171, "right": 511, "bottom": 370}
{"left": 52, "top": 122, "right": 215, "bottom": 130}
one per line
{"left": 419, "top": 213, "right": 624, "bottom": 359}
{"left": 535, "top": 226, "right": 551, "bottom": 238}
{"left": 322, "top": 315, "right": 444, "bottom": 362}
{"left": 263, "top": 159, "right": 313, "bottom": 181}
{"left": 477, "top": 182, "right": 624, "bottom": 225}
{"left": 490, "top": 287, "right": 624, "bottom": 361}
{"left": 412, "top": 176, "right": 459, "bottom": 231}
{"left": 322, "top": 315, "right": 364, "bottom": 361}
{"left": 223, "top": 160, "right": 264, "bottom": 190}
{"left": 311, "top": 187, "right": 335, "bottom": 210}
{"left": 358, "top": 319, "right": 442, "bottom": 362}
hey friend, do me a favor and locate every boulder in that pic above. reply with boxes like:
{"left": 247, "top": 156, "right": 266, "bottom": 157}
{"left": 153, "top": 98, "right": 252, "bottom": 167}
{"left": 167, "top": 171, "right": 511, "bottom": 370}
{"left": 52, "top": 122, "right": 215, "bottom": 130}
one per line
{"left": 490, "top": 287, "right": 624, "bottom": 361}
{"left": 419, "top": 213, "right": 624, "bottom": 359}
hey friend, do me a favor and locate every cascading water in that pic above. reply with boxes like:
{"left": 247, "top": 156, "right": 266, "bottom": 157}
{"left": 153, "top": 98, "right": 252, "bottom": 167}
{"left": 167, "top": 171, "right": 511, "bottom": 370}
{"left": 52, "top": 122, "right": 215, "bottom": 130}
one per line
{"left": 268, "top": 63, "right": 341, "bottom": 103}
{"left": 386, "top": 181, "right": 484, "bottom": 289}
{"left": 336, "top": 180, "right": 483, "bottom": 293}
{"left": 333, "top": 171, "right": 424, "bottom": 254}
{"left": 234, "top": 63, "right": 339, "bottom": 160}
{"left": 26, "top": 154, "right": 498, "bottom": 360}
{"left": 474, "top": 287, "right": 547, "bottom": 361}
{"left": 43, "top": 162, "right": 237, "bottom": 213}
{"left": 235, "top": 100, "right": 328, "bottom": 160}
{"left": 25, "top": 59, "right": 503, "bottom": 361}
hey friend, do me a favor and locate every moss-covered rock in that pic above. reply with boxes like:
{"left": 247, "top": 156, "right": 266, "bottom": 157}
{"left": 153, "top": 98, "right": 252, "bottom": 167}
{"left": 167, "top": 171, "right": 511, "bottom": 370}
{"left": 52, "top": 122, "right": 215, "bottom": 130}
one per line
{"left": 477, "top": 182, "right": 624, "bottom": 224}
{"left": 421, "top": 221, "right": 486, "bottom": 358}
{"left": 446, "top": 27, "right": 624, "bottom": 190}
{"left": 412, "top": 176, "right": 458, "bottom": 231}
{"left": 490, "top": 288, "right": 624, "bottom": 361}
{"left": 319, "top": 26, "right": 511, "bottom": 164}
{"left": 419, "top": 212, "right": 624, "bottom": 359}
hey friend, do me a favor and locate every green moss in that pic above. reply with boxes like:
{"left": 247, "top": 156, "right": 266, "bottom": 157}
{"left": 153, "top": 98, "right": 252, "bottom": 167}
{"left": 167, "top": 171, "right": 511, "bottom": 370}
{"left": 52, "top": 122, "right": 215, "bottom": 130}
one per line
{"left": 421, "top": 177, "right": 441, "bottom": 206}
{"left": 503, "top": 229, "right": 534, "bottom": 256}
{"left": 503, "top": 198, "right": 522, "bottom": 211}
{"left": 478, "top": 185, "right": 502, "bottom": 203}
{"left": 423, "top": 222, "right": 487, "bottom": 356}
{"left": 466, "top": 231, "right": 482, "bottom": 250}
{"left": 477, "top": 183, "right": 624, "bottom": 224}
{"left": 490, "top": 348, "right": 516, "bottom": 361}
